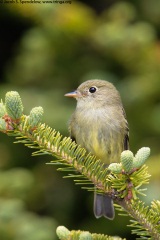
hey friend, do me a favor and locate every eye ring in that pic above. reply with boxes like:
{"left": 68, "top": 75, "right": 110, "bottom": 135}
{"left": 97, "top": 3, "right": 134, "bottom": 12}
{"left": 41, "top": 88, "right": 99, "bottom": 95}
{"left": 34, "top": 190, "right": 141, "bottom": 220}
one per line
{"left": 89, "top": 86, "right": 97, "bottom": 93}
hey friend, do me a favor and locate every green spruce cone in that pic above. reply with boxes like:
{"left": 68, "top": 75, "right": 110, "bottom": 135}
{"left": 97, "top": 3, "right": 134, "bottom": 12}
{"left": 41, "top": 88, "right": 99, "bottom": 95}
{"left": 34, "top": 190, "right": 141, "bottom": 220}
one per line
{"left": 108, "top": 163, "right": 122, "bottom": 174}
{"left": 0, "top": 118, "right": 6, "bottom": 131}
{"left": 28, "top": 107, "right": 44, "bottom": 128}
{"left": 0, "top": 101, "right": 6, "bottom": 118}
{"left": 133, "top": 147, "right": 150, "bottom": 168}
{"left": 56, "top": 226, "right": 70, "bottom": 240}
{"left": 121, "top": 150, "right": 134, "bottom": 173}
{"left": 5, "top": 91, "right": 23, "bottom": 120}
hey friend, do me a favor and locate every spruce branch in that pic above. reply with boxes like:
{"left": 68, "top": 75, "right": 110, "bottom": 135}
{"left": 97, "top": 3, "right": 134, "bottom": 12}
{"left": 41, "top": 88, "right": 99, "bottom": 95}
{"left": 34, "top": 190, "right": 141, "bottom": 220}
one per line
{"left": 56, "top": 226, "right": 126, "bottom": 240}
{"left": 121, "top": 199, "right": 160, "bottom": 240}
{"left": 0, "top": 91, "right": 159, "bottom": 239}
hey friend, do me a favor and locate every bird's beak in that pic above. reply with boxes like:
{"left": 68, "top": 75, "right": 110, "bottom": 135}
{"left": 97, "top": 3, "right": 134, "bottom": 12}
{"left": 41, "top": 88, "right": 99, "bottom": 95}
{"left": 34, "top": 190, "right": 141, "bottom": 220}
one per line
{"left": 64, "top": 90, "right": 80, "bottom": 98}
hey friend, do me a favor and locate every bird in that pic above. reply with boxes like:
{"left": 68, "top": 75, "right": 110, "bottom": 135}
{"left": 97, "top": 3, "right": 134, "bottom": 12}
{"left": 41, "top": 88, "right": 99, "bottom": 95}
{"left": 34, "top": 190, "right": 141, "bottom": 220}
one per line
{"left": 65, "top": 79, "right": 129, "bottom": 219}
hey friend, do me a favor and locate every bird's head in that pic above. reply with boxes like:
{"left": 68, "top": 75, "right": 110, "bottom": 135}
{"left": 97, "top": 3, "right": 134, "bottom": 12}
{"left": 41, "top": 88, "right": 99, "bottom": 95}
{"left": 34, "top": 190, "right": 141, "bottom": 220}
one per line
{"left": 65, "top": 80, "right": 121, "bottom": 108}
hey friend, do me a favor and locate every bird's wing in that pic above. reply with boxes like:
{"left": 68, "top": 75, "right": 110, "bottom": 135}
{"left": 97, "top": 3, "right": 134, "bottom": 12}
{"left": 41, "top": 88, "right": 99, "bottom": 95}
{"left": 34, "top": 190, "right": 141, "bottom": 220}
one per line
{"left": 124, "top": 131, "right": 129, "bottom": 150}
{"left": 122, "top": 107, "right": 129, "bottom": 150}
{"left": 68, "top": 118, "right": 77, "bottom": 143}
{"left": 70, "top": 135, "right": 76, "bottom": 143}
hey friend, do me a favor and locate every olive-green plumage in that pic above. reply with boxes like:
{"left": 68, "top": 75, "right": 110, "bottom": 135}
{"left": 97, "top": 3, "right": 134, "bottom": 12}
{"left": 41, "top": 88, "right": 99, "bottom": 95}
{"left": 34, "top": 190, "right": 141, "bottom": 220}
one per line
{"left": 65, "top": 79, "right": 129, "bottom": 219}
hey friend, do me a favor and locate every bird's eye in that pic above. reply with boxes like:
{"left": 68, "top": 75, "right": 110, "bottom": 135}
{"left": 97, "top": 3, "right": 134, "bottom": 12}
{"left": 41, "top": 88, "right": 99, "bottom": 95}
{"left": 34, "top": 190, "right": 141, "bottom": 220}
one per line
{"left": 89, "top": 86, "right": 97, "bottom": 93}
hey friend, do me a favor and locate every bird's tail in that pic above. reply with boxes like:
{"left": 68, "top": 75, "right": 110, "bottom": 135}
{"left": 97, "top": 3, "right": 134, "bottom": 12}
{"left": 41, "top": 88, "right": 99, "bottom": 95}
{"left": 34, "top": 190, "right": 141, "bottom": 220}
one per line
{"left": 94, "top": 192, "right": 115, "bottom": 219}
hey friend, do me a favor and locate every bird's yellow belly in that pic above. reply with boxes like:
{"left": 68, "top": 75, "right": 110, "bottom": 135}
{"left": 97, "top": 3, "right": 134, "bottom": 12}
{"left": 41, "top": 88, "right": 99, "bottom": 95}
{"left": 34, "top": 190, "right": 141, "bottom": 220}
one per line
{"left": 73, "top": 111, "right": 124, "bottom": 164}
{"left": 78, "top": 130, "right": 122, "bottom": 164}
{"left": 89, "top": 134, "right": 107, "bottom": 161}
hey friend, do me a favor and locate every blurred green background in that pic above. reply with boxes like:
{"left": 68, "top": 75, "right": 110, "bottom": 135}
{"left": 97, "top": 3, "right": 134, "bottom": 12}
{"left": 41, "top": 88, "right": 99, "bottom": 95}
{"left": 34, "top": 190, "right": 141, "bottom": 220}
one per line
{"left": 0, "top": 0, "right": 160, "bottom": 239}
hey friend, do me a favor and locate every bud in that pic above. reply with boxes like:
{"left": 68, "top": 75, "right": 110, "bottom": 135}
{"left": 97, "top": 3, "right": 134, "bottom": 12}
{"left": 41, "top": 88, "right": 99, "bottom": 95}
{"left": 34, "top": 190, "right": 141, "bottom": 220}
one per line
{"left": 108, "top": 163, "right": 122, "bottom": 174}
{"left": 121, "top": 150, "right": 134, "bottom": 173}
{"left": 28, "top": 107, "right": 43, "bottom": 128}
{"left": 0, "top": 118, "right": 6, "bottom": 131}
{"left": 56, "top": 226, "right": 70, "bottom": 240}
{"left": 79, "top": 232, "right": 93, "bottom": 240}
{"left": 0, "top": 101, "right": 6, "bottom": 118}
{"left": 5, "top": 91, "right": 23, "bottom": 120}
{"left": 133, "top": 147, "right": 150, "bottom": 168}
